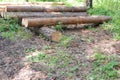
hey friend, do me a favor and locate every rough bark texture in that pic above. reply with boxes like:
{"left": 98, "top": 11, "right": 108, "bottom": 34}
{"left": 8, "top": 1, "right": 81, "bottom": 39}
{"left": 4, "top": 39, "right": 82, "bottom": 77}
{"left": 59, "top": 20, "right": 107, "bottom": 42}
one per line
{"left": 5, "top": 6, "right": 87, "bottom": 12}
{"left": 1, "top": 12, "right": 88, "bottom": 19}
{"left": 22, "top": 16, "right": 111, "bottom": 27}
{"left": 39, "top": 27, "right": 62, "bottom": 42}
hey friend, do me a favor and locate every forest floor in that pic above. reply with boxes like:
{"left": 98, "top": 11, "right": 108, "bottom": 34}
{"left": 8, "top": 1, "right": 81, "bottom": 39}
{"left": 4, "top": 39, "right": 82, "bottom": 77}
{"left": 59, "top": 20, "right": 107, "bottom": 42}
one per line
{"left": 0, "top": 25, "right": 120, "bottom": 80}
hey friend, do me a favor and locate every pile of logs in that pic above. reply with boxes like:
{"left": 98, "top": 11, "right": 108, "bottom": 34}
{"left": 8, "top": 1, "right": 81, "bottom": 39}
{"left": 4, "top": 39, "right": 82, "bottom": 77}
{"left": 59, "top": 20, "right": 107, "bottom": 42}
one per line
{"left": 0, "top": 2, "right": 111, "bottom": 42}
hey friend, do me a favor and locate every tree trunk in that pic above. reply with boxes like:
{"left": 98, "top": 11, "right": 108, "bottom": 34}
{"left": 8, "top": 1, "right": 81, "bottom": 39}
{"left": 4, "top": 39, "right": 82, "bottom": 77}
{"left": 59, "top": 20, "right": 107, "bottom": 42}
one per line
{"left": 1, "top": 12, "right": 88, "bottom": 20}
{"left": 34, "top": 27, "right": 62, "bottom": 42}
{"left": 22, "top": 16, "right": 111, "bottom": 27}
{"left": 86, "top": 0, "right": 93, "bottom": 8}
{"left": 5, "top": 6, "right": 87, "bottom": 12}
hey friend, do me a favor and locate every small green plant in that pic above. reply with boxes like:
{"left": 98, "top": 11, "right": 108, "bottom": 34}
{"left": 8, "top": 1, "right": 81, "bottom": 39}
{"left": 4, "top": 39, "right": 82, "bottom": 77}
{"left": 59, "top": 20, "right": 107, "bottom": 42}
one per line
{"left": 69, "top": 66, "right": 79, "bottom": 72}
{"left": 87, "top": 37, "right": 93, "bottom": 43}
{"left": 1, "top": 31, "right": 15, "bottom": 40}
{"left": 39, "top": 34, "right": 45, "bottom": 39}
{"left": 42, "top": 45, "right": 52, "bottom": 50}
{"left": 58, "top": 35, "right": 73, "bottom": 47}
{"left": 54, "top": 22, "right": 63, "bottom": 32}
{"left": 25, "top": 48, "right": 36, "bottom": 53}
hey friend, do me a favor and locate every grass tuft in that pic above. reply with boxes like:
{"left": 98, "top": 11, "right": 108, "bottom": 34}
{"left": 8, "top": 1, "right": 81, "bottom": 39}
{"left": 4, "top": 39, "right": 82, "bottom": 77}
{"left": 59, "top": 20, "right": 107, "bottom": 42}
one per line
{"left": 0, "top": 18, "right": 32, "bottom": 40}
{"left": 87, "top": 53, "right": 119, "bottom": 80}
{"left": 88, "top": 0, "right": 120, "bottom": 40}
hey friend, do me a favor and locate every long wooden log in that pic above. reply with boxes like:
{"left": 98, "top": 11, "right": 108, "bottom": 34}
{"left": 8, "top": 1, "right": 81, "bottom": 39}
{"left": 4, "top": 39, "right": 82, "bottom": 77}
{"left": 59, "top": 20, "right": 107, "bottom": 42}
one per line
{"left": 32, "top": 27, "right": 62, "bottom": 42}
{"left": 0, "top": 2, "right": 64, "bottom": 9}
{"left": 5, "top": 5, "right": 87, "bottom": 12}
{"left": 0, "top": 2, "right": 64, "bottom": 12}
{"left": 22, "top": 16, "right": 111, "bottom": 27}
{"left": 1, "top": 12, "right": 88, "bottom": 19}
{"left": 0, "top": 2, "right": 64, "bottom": 5}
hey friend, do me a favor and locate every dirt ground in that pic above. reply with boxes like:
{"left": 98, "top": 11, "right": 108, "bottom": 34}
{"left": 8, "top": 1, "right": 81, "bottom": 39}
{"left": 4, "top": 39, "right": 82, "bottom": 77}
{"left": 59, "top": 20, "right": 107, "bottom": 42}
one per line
{"left": 0, "top": 27, "right": 120, "bottom": 80}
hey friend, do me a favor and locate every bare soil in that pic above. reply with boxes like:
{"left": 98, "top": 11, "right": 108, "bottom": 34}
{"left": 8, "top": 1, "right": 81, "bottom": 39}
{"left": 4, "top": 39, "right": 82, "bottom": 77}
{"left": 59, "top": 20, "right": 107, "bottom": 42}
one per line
{"left": 0, "top": 27, "right": 120, "bottom": 80}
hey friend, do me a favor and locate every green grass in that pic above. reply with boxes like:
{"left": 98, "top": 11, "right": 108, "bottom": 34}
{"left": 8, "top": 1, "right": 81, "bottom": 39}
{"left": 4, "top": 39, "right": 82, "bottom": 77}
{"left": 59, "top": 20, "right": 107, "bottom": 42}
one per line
{"left": 0, "top": 18, "right": 32, "bottom": 40}
{"left": 88, "top": 0, "right": 120, "bottom": 40}
{"left": 26, "top": 49, "right": 79, "bottom": 78}
{"left": 87, "top": 53, "right": 119, "bottom": 80}
{"left": 58, "top": 35, "right": 73, "bottom": 47}
{"left": 27, "top": 50, "right": 71, "bottom": 67}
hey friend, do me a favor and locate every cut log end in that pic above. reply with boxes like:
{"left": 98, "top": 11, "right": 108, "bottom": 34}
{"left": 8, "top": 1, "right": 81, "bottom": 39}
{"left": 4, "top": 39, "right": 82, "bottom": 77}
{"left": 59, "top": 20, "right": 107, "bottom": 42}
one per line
{"left": 51, "top": 31, "right": 62, "bottom": 42}
{"left": 40, "top": 27, "right": 62, "bottom": 42}
{"left": 22, "top": 18, "right": 28, "bottom": 27}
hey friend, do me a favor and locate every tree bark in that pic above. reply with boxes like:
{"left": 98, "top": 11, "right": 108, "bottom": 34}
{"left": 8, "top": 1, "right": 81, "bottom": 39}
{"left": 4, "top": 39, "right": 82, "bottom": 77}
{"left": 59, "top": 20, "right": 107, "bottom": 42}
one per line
{"left": 5, "top": 5, "right": 87, "bottom": 12}
{"left": 35, "top": 27, "right": 62, "bottom": 42}
{"left": 1, "top": 12, "right": 88, "bottom": 20}
{"left": 22, "top": 16, "right": 111, "bottom": 27}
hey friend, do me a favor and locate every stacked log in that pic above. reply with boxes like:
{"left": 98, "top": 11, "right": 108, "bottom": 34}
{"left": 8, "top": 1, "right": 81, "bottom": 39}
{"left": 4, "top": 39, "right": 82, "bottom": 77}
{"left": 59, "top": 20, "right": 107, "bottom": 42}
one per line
{"left": 0, "top": 2, "right": 111, "bottom": 42}
{"left": 5, "top": 6, "right": 86, "bottom": 12}
{"left": 0, "top": 2, "right": 64, "bottom": 15}
{"left": 22, "top": 16, "right": 111, "bottom": 27}
{"left": 1, "top": 12, "right": 88, "bottom": 20}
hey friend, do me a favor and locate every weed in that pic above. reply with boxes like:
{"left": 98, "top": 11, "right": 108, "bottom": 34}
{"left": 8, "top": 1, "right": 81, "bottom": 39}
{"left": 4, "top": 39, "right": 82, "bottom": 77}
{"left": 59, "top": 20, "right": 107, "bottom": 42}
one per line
{"left": 69, "top": 66, "right": 79, "bottom": 72}
{"left": 39, "top": 34, "right": 45, "bottom": 39}
{"left": 54, "top": 22, "right": 63, "bottom": 32}
{"left": 25, "top": 48, "right": 36, "bottom": 53}
{"left": 87, "top": 37, "right": 93, "bottom": 43}
{"left": 58, "top": 35, "right": 73, "bottom": 47}
{"left": 42, "top": 45, "right": 52, "bottom": 50}
{"left": 1, "top": 31, "right": 15, "bottom": 40}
